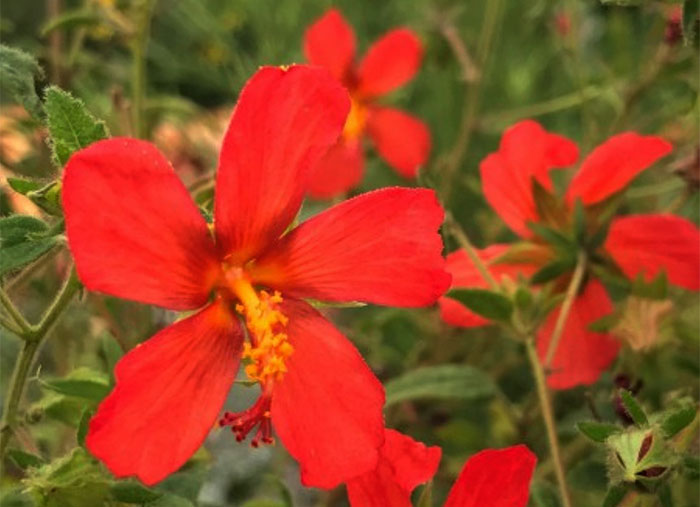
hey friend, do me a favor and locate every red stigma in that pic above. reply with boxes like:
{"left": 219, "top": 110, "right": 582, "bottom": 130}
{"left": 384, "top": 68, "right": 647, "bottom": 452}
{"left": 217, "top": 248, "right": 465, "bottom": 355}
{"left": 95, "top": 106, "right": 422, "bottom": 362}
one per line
{"left": 219, "top": 395, "right": 275, "bottom": 447}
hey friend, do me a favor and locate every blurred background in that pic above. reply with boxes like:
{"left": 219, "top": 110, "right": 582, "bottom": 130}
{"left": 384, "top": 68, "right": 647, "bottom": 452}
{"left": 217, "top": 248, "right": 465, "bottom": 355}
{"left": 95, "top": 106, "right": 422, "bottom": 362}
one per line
{"left": 1, "top": 0, "right": 698, "bottom": 506}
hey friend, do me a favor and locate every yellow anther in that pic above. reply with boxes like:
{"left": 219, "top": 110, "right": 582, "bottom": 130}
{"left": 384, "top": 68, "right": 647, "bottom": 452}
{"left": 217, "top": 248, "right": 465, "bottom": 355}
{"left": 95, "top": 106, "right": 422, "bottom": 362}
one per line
{"left": 343, "top": 96, "right": 366, "bottom": 141}
{"left": 227, "top": 275, "right": 293, "bottom": 386}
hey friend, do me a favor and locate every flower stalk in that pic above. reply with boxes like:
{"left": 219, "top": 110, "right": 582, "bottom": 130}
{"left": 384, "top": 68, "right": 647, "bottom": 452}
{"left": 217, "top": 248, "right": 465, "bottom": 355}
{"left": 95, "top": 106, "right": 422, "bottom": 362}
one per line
{"left": 0, "top": 266, "right": 81, "bottom": 457}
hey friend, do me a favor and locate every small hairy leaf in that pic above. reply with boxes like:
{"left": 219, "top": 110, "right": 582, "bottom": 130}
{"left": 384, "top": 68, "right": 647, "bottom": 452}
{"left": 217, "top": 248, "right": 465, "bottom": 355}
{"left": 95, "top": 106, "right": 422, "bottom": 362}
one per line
{"left": 619, "top": 390, "right": 648, "bottom": 426}
{"left": 577, "top": 421, "right": 622, "bottom": 442}
{"left": 43, "top": 86, "right": 108, "bottom": 166}
{"left": 0, "top": 45, "right": 44, "bottom": 120}
{"left": 661, "top": 403, "right": 696, "bottom": 438}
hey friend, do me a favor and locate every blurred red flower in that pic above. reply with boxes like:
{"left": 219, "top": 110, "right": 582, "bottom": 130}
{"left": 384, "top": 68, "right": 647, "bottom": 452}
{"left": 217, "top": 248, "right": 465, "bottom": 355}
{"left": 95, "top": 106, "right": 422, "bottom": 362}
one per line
{"left": 440, "top": 120, "right": 699, "bottom": 389}
{"left": 303, "top": 8, "right": 431, "bottom": 198}
{"left": 62, "top": 65, "right": 450, "bottom": 487}
{"left": 345, "top": 430, "right": 536, "bottom": 507}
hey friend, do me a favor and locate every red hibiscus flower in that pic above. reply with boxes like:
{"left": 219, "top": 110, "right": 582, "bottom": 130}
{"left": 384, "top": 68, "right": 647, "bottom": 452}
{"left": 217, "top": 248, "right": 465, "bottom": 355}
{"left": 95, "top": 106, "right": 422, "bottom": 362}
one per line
{"left": 303, "top": 8, "right": 430, "bottom": 198}
{"left": 345, "top": 429, "right": 536, "bottom": 507}
{"left": 439, "top": 120, "right": 699, "bottom": 389}
{"left": 62, "top": 65, "right": 450, "bottom": 487}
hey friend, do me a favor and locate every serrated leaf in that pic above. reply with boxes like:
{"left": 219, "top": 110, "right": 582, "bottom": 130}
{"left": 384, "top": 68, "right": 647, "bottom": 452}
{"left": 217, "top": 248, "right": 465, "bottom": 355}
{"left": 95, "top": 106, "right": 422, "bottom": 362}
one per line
{"left": 660, "top": 403, "right": 696, "bottom": 438}
{"left": 446, "top": 288, "right": 513, "bottom": 322}
{"left": 110, "top": 481, "right": 163, "bottom": 504}
{"left": 7, "top": 449, "right": 44, "bottom": 469}
{"left": 576, "top": 421, "right": 622, "bottom": 442}
{"left": 0, "top": 45, "right": 44, "bottom": 120}
{"left": 619, "top": 390, "right": 648, "bottom": 426}
{"left": 6, "top": 177, "right": 44, "bottom": 195}
{"left": 43, "top": 86, "right": 108, "bottom": 166}
{"left": 384, "top": 365, "right": 497, "bottom": 406}
{"left": 0, "top": 216, "right": 58, "bottom": 277}
{"left": 0, "top": 215, "right": 48, "bottom": 246}
{"left": 602, "top": 483, "right": 627, "bottom": 507}
{"left": 40, "top": 367, "right": 110, "bottom": 402}
{"left": 531, "top": 259, "right": 574, "bottom": 285}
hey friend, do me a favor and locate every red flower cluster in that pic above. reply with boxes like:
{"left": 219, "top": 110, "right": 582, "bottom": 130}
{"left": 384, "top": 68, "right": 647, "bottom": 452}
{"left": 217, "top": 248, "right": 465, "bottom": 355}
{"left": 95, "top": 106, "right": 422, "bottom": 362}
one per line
{"left": 62, "top": 65, "right": 450, "bottom": 486}
{"left": 304, "top": 9, "right": 430, "bottom": 198}
{"left": 440, "top": 120, "right": 700, "bottom": 389}
{"left": 344, "top": 428, "right": 536, "bottom": 507}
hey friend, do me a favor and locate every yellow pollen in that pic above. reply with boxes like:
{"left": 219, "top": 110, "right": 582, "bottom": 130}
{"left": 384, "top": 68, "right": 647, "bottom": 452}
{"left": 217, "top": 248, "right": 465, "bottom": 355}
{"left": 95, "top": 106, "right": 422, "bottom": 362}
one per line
{"left": 228, "top": 276, "right": 293, "bottom": 385}
{"left": 343, "top": 96, "right": 366, "bottom": 141}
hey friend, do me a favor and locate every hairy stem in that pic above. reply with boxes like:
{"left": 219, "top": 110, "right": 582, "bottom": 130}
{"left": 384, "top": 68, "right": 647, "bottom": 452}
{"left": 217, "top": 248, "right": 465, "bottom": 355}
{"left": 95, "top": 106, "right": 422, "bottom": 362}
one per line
{"left": 0, "top": 287, "right": 32, "bottom": 335}
{"left": 526, "top": 339, "right": 573, "bottom": 507}
{"left": 130, "top": 0, "right": 157, "bottom": 138}
{"left": 444, "top": 212, "right": 499, "bottom": 290}
{"left": 544, "top": 251, "right": 587, "bottom": 368}
{"left": 0, "top": 267, "right": 81, "bottom": 456}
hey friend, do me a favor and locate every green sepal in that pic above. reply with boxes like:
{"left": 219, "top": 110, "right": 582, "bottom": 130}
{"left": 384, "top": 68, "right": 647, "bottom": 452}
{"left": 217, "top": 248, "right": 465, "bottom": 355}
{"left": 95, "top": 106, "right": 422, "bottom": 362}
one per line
{"left": 446, "top": 288, "right": 513, "bottom": 322}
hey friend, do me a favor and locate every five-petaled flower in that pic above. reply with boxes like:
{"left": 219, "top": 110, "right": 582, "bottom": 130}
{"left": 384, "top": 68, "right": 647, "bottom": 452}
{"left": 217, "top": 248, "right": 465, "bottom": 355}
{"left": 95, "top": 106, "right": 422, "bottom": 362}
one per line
{"left": 439, "top": 120, "right": 700, "bottom": 389}
{"left": 344, "top": 428, "right": 536, "bottom": 507}
{"left": 303, "top": 8, "right": 431, "bottom": 198}
{"left": 62, "top": 65, "right": 450, "bottom": 487}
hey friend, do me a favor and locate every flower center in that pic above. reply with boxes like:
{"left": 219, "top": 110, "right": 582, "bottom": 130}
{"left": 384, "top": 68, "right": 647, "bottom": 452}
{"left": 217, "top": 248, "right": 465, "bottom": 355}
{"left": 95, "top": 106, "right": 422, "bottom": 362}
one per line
{"left": 226, "top": 270, "right": 293, "bottom": 386}
{"left": 342, "top": 96, "right": 366, "bottom": 141}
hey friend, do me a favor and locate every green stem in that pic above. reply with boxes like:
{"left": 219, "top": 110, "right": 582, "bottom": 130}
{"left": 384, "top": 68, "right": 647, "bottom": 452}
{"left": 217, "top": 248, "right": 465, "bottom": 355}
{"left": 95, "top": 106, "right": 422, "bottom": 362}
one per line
{"left": 0, "top": 268, "right": 81, "bottom": 457}
{"left": 440, "top": 0, "right": 503, "bottom": 201}
{"left": 0, "top": 315, "right": 22, "bottom": 335}
{"left": 0, "top": 287, "right": 32, "bottom": 335}
{"left": 544, "top": 251, "right": 586, "bottom": 369}
{"left": 444, "top": 212, "right": 499, "bottom": 290}
{"left": 526, "top": 339, "right": 573, "bottom": 507}
{"left": 130, "top": 0, "right": 157, "bottom": 138}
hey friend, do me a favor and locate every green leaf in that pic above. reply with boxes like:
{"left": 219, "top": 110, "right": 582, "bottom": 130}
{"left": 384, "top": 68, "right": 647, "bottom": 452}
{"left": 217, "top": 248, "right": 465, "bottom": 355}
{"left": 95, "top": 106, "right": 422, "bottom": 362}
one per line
{"left": 40, "top": 8, "right": 102, "bottom": 37}
{"left": 384, "top": 365, "right": 497, "bottom": 406}
{"left": 110, "top": 481, "right": 163, "bottom": 504}
{"left": 660, "top": 403, "right": 696, "bottom": 438}
{"left": 446, "top": 288, "right": 513, "bottom": 322}
{"left": 527, "top": 222, "right": 574, "bottom": 256}
{"left": 43, "top": 86, "right": 108, "bottom": 167}
{"left": 576, "top": 421, "right": 622, "bottom": 442}
{"left": 6, "top": 177, "right": 44, "bottom": 195}
{"left": 0, "top": 45, "right": 44, "bottom": 121}
{"left": 588, "top": 312, "right": 621, "bottom": 333}
{"left": 602, "top": 484, "right": 627, "bottom": 507}
{"left": 76, "top": 407, "right": 92, "bottom": 447}
{"left": 0, "top": 215, "right": 59, "bottom": 277}
{"left": 25, "top": 181, "right": 64, "bottom": 216}
{"left": 100, "top": 332, "right": 123, "bottom": 382}
{"left": 24, "top": 448, "right": 111, "bottom": 507}
{"left": 40, "top": 367, "right": 110, "bottom": 402}
{"left": 530, "top": 259, "right": 574, "bottom": 285}
{"left": 619, "top": 390, "right": 648, "bottom": 426}
{"left": 416, "top": 481, "right": 433, "bottom": 507}
{"left": 7, "top": 449, "right": 44, "bottom": 469}
{"left": 683, "top": 0, "right": 699, "bottom": 43}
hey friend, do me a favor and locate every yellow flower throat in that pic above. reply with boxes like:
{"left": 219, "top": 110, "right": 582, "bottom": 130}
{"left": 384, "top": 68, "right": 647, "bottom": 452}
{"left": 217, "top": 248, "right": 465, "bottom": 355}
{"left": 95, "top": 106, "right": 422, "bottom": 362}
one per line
{"left": 226, "top": 272, "right": 293, "bottom": 386}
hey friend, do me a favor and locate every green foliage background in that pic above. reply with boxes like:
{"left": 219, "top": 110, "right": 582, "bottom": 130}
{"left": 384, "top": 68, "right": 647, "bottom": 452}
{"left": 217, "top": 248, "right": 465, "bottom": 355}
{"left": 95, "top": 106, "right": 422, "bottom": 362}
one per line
{"left": 1, "top": 0, "right": 698, "bottom": 506}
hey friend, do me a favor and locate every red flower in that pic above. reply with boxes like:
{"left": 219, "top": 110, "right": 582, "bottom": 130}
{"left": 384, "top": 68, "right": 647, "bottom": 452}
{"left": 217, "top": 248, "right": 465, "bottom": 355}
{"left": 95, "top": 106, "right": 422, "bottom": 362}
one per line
{"left": 440, "top": 120, "right": 699, "bottom": 389}
{"left": 345, "top": 431, "right": 536, "bottom": 507}
{"left": 62, "top": 65, "right": 450, "bottom": 487}
{"left": 303, "top": 8, "right": 430, "bottom": 198}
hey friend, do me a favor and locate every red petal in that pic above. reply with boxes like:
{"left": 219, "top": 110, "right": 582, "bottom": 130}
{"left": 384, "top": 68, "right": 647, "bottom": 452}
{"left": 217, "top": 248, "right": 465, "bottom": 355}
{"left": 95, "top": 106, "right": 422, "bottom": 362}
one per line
{"left": 605, "top": 214, "right": 700, "bottom": 290}
{"left": 356, "top": 29, "right": 422, "bottom": 98}
{"left": 537, "top": 280, "right": 620, "bottom": 389}
{"left": 439, "top": 245, "right": 537, "bottom": 328}
{"left": 214, "top": 65, "right": 350, "bottom": 263}
{"left": 86, "top": 301, "right": 242, "bottom": 485}
{"left": 566, "top": 133, "right": 672, "bottom": 205}
{"left": 271, "top": 300, "right": 385, "bottom": 489}
{"left": 444, "top": 445, "right": 536, "bottom": 507}
{"left": 481, "top": 121, "right": 578, "bottom": 237}
{"left": 304, "top": 9, "right": 356, "bottom": 82}
{"left": 367, "top": 107, "right": 430, "bottom": 178}
{"left": 346, "top": 429, "right": 441, "bottom": 507}
{"left": 250, "top": 188, "right": 451, "bottom": 307}
{"left": 62, "top": 138, "right": 219, "bottom": 311}
{"left": 307, "top": 138, "right": 364, "bottom": 199}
